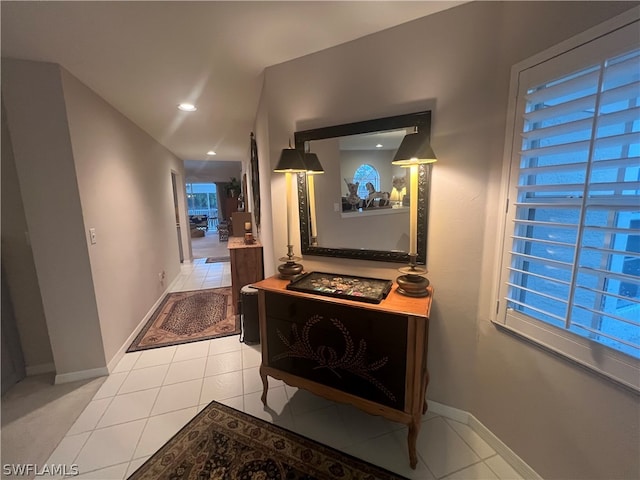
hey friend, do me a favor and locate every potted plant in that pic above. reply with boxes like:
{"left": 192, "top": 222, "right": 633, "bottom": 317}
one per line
{"left": 225, "top": 177, "right": 241, "bottom": 197}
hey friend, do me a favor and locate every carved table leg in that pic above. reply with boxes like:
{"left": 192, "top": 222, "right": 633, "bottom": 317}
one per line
{"left": 422, "top": 367, "right": 430, "bottom": 414}
{"left": 259, "top": 365, "right": 268, "bottom": 405}
{"left": 407, "top": 419, "right": 421, "bottom": 469}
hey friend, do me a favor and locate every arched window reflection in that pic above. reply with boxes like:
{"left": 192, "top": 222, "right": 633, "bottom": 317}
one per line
{"left": 353, "top": 164, "right": 380, "bottom": 199}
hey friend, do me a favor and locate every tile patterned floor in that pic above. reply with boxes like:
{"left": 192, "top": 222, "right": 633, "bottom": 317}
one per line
{"left": 45, "top": 259, "right": 525, "bottom": 479}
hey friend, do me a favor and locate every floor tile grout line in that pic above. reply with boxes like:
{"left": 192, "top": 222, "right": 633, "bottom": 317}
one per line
{"left": 128, "top": 406, "right": 197, "bottom": 464}
{"left": 66, "top": 394, "right": 118, "bottom": 473}
{"left": 86, "top": 387, "right": 161, "bottom": 432}
{"left": 418, "top": 415, "right": 506, "bottom": 480}
{"left": 55, "top": 420, "right": 93, "bottom": 469}
{"left": 483, "top": 454, "right": 511, "bottom": 480}
{"left": 73, "top": 373, "right": 218, "bottom": 436}
{"left": 131, "top": 343, "right": 178, "bottom": 372}
{"left": 65, "top": 391, "right": 118, "bottom": 439}
{"left": 436, "top": 457, "right": 495, "bottom": 480}
{"left": 442, "top": 416, "right": 495, "bottom": 461}
{"left": 120, "top": 389, "right": 160, "bottom": 471}
{"left": 416, "top": 416, "right": 478, "bottom": 479}
{"left": 101, "top": 368, "right": 133, "bottom": 398}
{"left": 196, "top": 341, "right": 211, "bottom": 406}
{"left": 147, "top": 353, "right": 181, "bottom": 417}
{"left": 75, "top": 413, "right": 150, "bottom": 479}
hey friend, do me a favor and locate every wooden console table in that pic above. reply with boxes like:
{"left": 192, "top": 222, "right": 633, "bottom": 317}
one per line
{"left": 228, "top": 237, "right": 264, "bottom": 314}
{"left": 252, "top": 275, "right": 433, "bottom": 469}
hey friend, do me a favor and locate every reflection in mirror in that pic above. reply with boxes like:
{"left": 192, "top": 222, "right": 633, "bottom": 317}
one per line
{"left": 295, "top": 111, "right": 432, "bottom": 264}
{"left": 309, "top": 129, "right": 413, "bottom": 251}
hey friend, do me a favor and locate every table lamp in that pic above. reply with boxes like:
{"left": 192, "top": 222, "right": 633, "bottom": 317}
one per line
{"left": 392, "top": 130, "right": 437, "bottom": 297}
{"left": 274, "top": 141, "right": 308, "bottom": 279}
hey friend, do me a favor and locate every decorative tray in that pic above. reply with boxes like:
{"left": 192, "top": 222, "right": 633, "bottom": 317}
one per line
{"left": 286, "top": 271, "right": 392, "bottom": 304}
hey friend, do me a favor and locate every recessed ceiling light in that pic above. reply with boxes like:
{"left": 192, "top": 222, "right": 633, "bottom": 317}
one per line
{"left": 207, "top": 151, "right": 216, "bottom": 156}
{"left": 178, "top": 103, "right": 197, "bottom": 112}
{"left": 376, "top": 143, "right": 383, "bottom": 148}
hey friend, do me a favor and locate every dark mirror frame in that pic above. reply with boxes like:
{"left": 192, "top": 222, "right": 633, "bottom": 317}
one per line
{"left": 294, "top": 110, "right": 432, "bottom": 264}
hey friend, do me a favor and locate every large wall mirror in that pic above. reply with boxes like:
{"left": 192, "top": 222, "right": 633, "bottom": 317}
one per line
{"left": 294, "top": 111, "right": 432, "bottom": 264}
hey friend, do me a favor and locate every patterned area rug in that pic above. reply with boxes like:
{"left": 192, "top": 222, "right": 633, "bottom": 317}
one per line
{"left": 127, "top": 288, "right": 239, "bottom": 352}
{"left": 205, "top": 256, "right": 230, "bottom": 263}
{"left": 128, "top": 400, "right": 407, "bottom": 480}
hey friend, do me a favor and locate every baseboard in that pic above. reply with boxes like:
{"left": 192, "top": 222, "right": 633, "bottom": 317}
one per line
{"left": 427, "top": 400, "right": 470, "bottom": 423}
{"left": 106, "top": 275, "right": 182, "bottom": 373}
{"left": 427, "top": 400, "right": 541, "bottom": 480}
{"left": 467, "top": 415, "right": 542, "bottom": 480}
{"left": 54, "top": 366, "right": 109, "bottom": 384}
{"left": 25, "top": 362, "right": 56, "bottom": 376}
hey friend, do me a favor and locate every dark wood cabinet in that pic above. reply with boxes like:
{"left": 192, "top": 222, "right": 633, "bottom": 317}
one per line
{"left": 221, "top": 196, "right": 239, "bottom": 223}
{"left": 252, "top": 276, "right": 433, "bottom": 469}
{"left": 228, "top": 237, "right": 263, "bottom": 314}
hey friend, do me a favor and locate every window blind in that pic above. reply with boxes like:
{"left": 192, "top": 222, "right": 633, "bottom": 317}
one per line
{"left": 501, "top": 35, "right": 640, "bottom": 387}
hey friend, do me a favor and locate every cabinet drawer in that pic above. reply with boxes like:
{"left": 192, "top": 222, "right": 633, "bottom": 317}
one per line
{"left": 264, "top": 292, "right": 407, "bottom": 410}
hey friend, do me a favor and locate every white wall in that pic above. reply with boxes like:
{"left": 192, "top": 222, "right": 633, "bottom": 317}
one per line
{"left": 2, "top": 59, "right": 188, "bottom": 379}
{"left": 2, "top": 60, "right": 107, "bottom": 378}
{"left": 1, "top": 101, "right": 54, "bottom": 372}
{"left": 60, "top": 68, "right": 186, "bottom": 364}
{"left": 257, "top": 2, "right": 638, "bottom": 479}
{"left": 254, "top": 76, "right": 275, "bottom": 274}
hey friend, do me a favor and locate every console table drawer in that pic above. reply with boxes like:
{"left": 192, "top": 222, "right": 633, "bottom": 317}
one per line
{"left": 264, "top": 291, "right": 407, "bottom": 410}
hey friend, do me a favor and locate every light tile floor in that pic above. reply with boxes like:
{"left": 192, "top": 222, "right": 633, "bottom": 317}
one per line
{"left": 46, "top": 259, "right": 525, "bottom": 479}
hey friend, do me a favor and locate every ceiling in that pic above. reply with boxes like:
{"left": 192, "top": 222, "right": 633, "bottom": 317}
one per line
{"left": 1, "top": 1, "right": 463, "bottom": 168}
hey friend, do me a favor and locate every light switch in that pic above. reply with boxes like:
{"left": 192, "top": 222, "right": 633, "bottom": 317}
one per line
{"left": 89, "top": 228, "right": 97, "bottom": 244}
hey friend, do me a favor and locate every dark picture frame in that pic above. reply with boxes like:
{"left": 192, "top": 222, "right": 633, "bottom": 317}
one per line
{"left": 250, "top": 132, "right": 261, "bottom": 230}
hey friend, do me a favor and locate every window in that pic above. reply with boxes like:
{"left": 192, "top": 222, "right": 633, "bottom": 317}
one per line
{"left": 353, "top": 164, "right": 380, "bottom": 199}
{"left": 496, "top": 16, "right": 640, "bottom": 390}
{"left": 186, "top": 183, "right": 218, "bottom": 217}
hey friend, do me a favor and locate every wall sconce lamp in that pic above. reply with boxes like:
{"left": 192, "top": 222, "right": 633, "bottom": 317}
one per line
{"left": 274, "top": 141, "right": 308, "bottom": 279}
{"left": 392, "top": 131, "right": 437, "bottom": 297}
{"left": 303, "top": 150, "right": 324, "bottom": 246}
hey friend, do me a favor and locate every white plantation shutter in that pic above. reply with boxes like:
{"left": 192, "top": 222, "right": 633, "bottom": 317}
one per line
{"left": 497, "top": 18, "right": 640, "bottom": 390}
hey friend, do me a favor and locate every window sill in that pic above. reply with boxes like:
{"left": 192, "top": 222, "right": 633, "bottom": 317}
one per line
{"left": 491, "top": 317, "right": 640, "bottom": 395}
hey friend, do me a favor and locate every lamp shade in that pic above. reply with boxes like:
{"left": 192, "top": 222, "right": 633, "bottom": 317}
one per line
{"left": 392, "top": 133, "right": 437, "bottom": 166}
{"left": 304, "top": 152, "right": 324, "bottom": 174}
{"left": 274, "top": 147, "right": 307, "bottom": 172}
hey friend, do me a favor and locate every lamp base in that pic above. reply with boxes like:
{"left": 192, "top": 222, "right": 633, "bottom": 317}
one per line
{"left": 278, "top": 245, "right": 303, "bottom": 280}
{"left": 278, "top": 260, "right": 303, "bottom": 280}
{"left": 396, "top": 264, "right": 430, "bottom": 297}
{"left": 396, "top": 274, "right": 430, "bottom": 297}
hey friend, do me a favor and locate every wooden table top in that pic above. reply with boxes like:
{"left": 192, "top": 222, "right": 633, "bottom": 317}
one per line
{"left": 252, "top": 275, "right": 433, "bottom": 319}
{"left": 227, "top": 236, "right": 262, "bottom": 249}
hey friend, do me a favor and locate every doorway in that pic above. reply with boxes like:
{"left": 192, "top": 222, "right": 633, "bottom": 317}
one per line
{"left": 171, "top": 172, "right": 184, "bottom": 263}
{"left": 186, "top": 182, "right": 228, "bottom": 259}
{"left": 1, "top": 266, "right": 26, "bottom": 395}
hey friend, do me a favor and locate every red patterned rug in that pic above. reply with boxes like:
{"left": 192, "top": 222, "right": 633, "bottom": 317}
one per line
{"left": 127, "top": 288, "right": 239, "bottom": 352}
{"left": 127, "top": 400, "right": 407, "bottom": 480}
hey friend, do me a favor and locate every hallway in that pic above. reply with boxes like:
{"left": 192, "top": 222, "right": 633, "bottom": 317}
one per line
{"left": 189, "top": 229, "right": 229, "bottom": 260}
